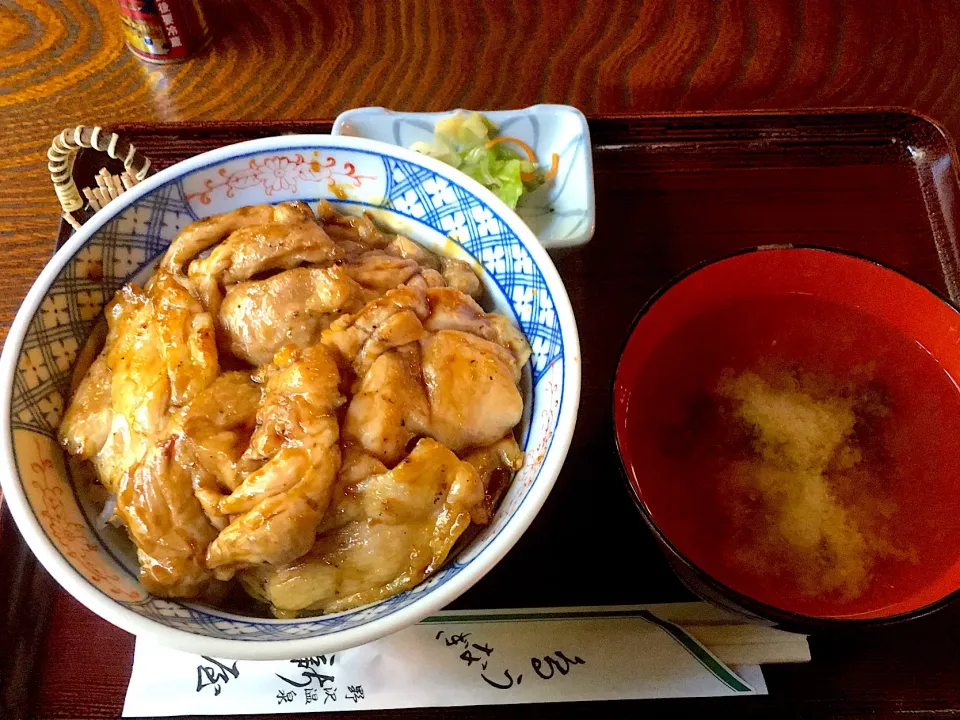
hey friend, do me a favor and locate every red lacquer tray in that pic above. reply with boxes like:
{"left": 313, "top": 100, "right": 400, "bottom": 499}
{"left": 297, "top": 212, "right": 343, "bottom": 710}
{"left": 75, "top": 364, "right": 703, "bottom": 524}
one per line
{"left": 4, "top": 111, "right": 960, "bottom": 719}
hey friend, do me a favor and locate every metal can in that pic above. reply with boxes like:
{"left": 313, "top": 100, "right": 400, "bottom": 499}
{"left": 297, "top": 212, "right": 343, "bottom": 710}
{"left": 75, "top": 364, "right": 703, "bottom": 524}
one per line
{"left": 116, "top": 0, "right": 211, "bottom": 64}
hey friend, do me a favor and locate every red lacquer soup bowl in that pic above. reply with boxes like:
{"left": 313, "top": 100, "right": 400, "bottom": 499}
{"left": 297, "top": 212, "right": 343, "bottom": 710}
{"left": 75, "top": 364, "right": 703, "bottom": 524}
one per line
{"left": 614, "top": 247, "right": 960, "bottom": 628}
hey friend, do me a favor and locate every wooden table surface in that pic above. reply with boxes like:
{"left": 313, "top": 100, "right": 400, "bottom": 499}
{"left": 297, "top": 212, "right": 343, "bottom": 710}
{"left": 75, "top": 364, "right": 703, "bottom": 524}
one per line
{"left": 4, "top": 1, "right": 960, "bottom": 718}
{"left": 5, "top": 0, "right": 960, "bottom": 331}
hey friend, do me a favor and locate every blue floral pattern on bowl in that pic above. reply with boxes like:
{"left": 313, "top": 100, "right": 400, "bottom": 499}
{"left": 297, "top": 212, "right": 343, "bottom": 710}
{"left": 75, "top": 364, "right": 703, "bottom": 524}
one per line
{"left": 1, "top": 136, "right": 579, "bottom": 657}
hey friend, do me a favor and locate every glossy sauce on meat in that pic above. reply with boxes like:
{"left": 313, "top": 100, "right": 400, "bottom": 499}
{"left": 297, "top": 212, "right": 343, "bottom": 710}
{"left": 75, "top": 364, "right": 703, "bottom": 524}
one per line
{"left": 59, "top": 201, "right": 529, "bottom": 617}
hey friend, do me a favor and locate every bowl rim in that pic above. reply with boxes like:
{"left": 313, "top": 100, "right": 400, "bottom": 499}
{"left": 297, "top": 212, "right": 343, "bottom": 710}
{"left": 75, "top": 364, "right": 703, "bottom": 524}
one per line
{"left": 0, "top": 133, "right": 581, "bottom": 659}
{"left": 613, "top": 244, "right": 960, "bottom": 630}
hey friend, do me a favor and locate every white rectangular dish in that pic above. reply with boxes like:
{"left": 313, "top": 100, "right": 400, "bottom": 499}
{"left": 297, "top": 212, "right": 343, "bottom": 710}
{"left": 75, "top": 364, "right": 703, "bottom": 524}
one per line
{"left": 333, "top": 105, "right": 595, "bottom": 249}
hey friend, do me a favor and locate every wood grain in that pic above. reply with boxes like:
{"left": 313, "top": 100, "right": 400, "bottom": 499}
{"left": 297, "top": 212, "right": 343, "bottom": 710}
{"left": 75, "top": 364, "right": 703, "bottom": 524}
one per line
{"left": 4, "top": 2, "right": 960, "bottom": 718}
{"left": 4, "top": 0, "right": 960, "bottom": 348}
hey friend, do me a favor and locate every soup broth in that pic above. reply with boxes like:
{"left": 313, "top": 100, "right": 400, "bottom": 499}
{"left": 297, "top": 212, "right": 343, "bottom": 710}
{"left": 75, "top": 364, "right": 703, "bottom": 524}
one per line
{"left": 623, "top": 293, "right": 960, "bottom": 618}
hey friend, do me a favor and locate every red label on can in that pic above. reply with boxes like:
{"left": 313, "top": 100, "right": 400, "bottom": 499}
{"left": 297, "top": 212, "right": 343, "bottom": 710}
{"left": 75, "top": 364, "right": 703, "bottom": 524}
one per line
{"left": 116, "top": 0, "right": 209, "bottom": 63}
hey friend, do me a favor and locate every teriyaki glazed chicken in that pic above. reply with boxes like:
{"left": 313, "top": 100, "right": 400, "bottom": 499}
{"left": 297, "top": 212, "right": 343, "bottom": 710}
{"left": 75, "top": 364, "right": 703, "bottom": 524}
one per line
{"left": 59, "top": 200, "right": 530, "bottom": 618}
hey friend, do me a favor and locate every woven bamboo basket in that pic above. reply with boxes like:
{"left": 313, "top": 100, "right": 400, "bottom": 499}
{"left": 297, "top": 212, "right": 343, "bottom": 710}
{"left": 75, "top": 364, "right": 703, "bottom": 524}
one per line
{"left": 48, "top": 126, "right": 153, "bottom": 230}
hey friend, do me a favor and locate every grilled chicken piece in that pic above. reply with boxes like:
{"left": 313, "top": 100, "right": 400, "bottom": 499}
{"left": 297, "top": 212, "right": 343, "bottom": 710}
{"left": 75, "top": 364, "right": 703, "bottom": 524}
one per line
{"left": 117, "top": 435, "right": 226, "bottom": 599}
{"left": 161, "top": 201, "right": 315, "bottom": 275}
{"left": 352, "top": 308, "right": 426, "bottom": 378}
{"left": 463, "top": 435, "right": 524, "bottom": 524}
{"left": 150, "top": 273, "right": 220, "bottom": 405}
{"left": 317, "top": 446, "right": 388, "bottom": 534}
{"left": 344, "top": 250, "right": 422, "bottom": 291}
{"left": 439, "top": 257, "right": 482, "bottom": 299}
{"left": 206, "top": 343, "right": 343, "bottom": 578}
{"left": 316, "top": 201, "right": 391, "bottom": 250}
{"left": 115, "top": 371, "right": 261, "bottom": 596}
{"left": 333, "top": 287, "right": 528, "bottom": 458}
{"left": 385, "top": 236, "right": 440, "bottom": 268}
{"left": 187, "top": 221, "right": 343, "bottom": 316}
{"left": 59, "top": 354, "right": 113, "bottom": 459}
{"left": 177, "top": 372, "right": 262, "bottom": 487}
{"left": 343, "top": 346, "right": 428, "bottom": 465}
{"left": 423, "top": 288, "right": 530, "bottom": 369}
{"left": 487, "top": 315, "right": 533, "bottom": 370}
{"left": 94, "top": 284, "right": 165, "bottom": 493}
{"left": 422, "top": 287, "right": 490, "bottom": 335}
{"left": 216, "top": 250, "right": 429, "bottom": 366}
{"left": 59, "top": 273, "right": 219, "bottom": 494}
{"left": 219, "top": 266, "right": 365, "bottom": 365}
{"left": 240, "top": 438, "right": 484, "bottom": 616}
{"left": 322, "top": 286, "right": 430, "bottom": 376}
{"left": 404, "top": 269, "right": 447, "bottom": 291}
{"left": 420, "top": 330, "right": 524, "bottom": 451}
{"left": 381, "top": 236, "right": 480, "bottom": 297}
{"left": 174, "top": 372, "right": 263, "bottom": 528}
